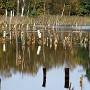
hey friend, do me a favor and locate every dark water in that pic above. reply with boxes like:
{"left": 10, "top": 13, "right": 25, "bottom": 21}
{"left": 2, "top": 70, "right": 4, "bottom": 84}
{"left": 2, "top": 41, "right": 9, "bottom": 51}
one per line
{"left": 0, "top": 26, "right": 90, "bottom": 90}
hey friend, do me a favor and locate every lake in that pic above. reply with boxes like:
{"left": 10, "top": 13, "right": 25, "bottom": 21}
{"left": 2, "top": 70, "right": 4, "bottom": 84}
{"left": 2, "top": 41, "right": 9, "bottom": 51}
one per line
{"left": 0, "top": 25, "right": 90, "bottom": 90}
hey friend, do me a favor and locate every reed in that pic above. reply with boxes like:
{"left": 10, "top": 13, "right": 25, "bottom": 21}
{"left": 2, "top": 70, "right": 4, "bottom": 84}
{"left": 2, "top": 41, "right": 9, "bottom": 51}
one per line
{"left": 0, "top": 15, "right": 90, "bottom": 26}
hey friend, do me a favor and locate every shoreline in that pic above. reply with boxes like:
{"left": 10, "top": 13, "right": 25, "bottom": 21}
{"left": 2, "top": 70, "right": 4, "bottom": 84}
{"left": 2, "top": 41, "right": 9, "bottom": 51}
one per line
{"left": 0, "top": 15, "right": 90, "bottom": 26}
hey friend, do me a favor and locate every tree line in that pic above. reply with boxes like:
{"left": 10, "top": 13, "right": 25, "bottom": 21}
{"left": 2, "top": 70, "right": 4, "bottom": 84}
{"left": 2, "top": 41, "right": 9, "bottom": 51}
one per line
{"left": 0, "top": 0, "right": 90, "bottom": 16}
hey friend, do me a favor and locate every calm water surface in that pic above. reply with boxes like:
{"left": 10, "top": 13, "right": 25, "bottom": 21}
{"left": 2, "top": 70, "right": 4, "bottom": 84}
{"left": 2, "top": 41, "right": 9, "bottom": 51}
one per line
{"left": 0, "top": 26, "right": 90, "bottom": 90}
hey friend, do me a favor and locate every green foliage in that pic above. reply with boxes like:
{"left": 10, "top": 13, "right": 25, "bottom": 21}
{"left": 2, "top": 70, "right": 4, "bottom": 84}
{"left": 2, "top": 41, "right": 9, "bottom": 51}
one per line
{"left": 6, "top": 1, "right": 14, "bottom": 11}
{"left": 31, "top": 8, "right": 37, "bottom": 16}
{"left": 79, "top": 7, "right": 89, "bottom": 15}
{"left": 86, "top": 67, "right": 90, "bottom": 81}
{"left": 0, "top": 1, "right": 5, "bottom": 14}
{"left": 79, "top": 0, "right": 90, "bottom": 15}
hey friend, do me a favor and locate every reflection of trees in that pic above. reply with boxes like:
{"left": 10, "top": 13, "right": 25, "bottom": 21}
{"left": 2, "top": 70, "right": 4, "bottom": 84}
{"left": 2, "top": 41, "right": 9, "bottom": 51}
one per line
{"left": 86, "top": 66, "right": 90, "bottom": 81}
{"left": 0, "top": 40, "right": 16, "bottom": 78}
{"left": 0, "top": 31, "right": 89, "bottom": 80}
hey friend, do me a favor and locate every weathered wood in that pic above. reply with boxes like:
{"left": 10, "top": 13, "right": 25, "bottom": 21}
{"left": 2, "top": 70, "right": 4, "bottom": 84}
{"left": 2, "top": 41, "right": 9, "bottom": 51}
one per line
{"left": 42, "top": 68, "right": 46, "bottom": 87}
{"left": 64, "top": 68, "right": 69, "bottom": 88}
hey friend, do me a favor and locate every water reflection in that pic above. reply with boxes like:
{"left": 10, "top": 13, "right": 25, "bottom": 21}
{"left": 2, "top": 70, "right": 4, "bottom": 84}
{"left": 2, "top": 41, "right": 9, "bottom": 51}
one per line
{"left": 80, "top": 75, "right": 83, "bottom": 90}
{"left": 0, "top": 30, "right": 90, "bottom": 74}
{"left": 89, "top": 33, "right": 90, "bottom": 58}
{"left": 2, "top": 42, "right": 6, "bottom": 52}
{"left": 0, "top": 78, "right": 1, "bottom": 90}
{"left": 0, "top": 27, "right": 90, "bottom": 90}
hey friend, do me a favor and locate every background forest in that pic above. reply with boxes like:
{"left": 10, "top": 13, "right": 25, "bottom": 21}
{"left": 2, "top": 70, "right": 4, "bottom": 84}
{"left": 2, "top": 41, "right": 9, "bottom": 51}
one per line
{"left": 0, "top": 0, "right": 90, "bottom": 16}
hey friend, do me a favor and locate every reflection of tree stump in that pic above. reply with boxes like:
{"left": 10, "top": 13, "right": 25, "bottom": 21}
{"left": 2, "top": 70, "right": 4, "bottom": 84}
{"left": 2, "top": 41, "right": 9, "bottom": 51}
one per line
{"left": 89, "top": 40, "right": 90, "bottom": 58}
{"left": 18, "top": 50, "right": 21, "bottom": 65}
{"left": 86, "top": 67, "right": 90, "bottom": 78}
{"left": 38, "top": 38, "right": 42, "bottom": 45}
{"left": 64, "top": 68, "right": 69, "bottom": 88}
{"left": 42, "top": 68, "right": 46, "bottom": 87}
{"left": 31, "top": 34, "right": 35, "bottom": 44}
{"left": 80, "top": 75, "right": 83, "bottom": 88}
{"left": 0, "top": 78, "right": 1, "bottom": 90}
{"left": 0, "top": 78, "right": 1, "bottom": 84}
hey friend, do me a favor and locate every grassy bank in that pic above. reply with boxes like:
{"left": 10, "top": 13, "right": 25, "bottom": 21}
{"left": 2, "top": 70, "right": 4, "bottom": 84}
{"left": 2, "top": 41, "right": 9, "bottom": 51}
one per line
{"left": 0, "top": 15, "right": 90, "bottom": 26}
